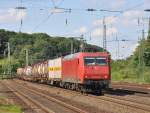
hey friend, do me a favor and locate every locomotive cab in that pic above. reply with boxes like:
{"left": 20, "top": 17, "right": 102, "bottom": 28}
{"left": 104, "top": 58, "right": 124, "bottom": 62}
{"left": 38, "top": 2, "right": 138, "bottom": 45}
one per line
{"left": 81, "top": 52, "right": 111, "bottom": 91}
{"left": 84, "top": 56, "right": 110, "bottom": 79}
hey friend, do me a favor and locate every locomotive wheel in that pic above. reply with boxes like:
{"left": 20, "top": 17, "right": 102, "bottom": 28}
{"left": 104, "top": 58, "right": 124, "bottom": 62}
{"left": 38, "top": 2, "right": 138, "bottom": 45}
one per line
{"left": 80, "top": 85, "right": 87, "bottom": 94}
{"left": 93, "top": 90, "right": 102, "bottom": 95}
{"left": 71, "top": 84, "right": 76, "bottom": 90}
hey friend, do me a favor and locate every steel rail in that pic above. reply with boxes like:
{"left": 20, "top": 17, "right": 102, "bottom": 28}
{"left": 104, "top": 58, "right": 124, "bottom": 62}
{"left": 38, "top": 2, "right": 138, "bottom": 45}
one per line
{"left": 2, "top": 81, "right": 55, "bottom": 113}
{"left": 15, "top": 79, "right": 150, "bottom": 112}
{"left": 10, "top": 80, "right": 88, "bottom": 113}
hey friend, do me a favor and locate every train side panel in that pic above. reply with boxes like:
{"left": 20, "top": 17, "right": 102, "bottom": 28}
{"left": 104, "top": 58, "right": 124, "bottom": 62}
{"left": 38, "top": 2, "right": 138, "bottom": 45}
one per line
{"left": 62, "top": 58, "right": 81, "bottom": 83}
{"left": 25, "top": 66, "right": 32, "bottom": 76}
{"left": 48, "top": 58, "right": 62, "bottom": 81}
{"left": 17, "top": 68, "right": 24, "bottom": 78}
{"left": 32, "top": 64, "right": 38, "bottom": 78}
{"left": 62, "top": 52, "right": 111, "bottom": 89}
{"left": 43, "top": 61, "right": 48, "bottom": 78}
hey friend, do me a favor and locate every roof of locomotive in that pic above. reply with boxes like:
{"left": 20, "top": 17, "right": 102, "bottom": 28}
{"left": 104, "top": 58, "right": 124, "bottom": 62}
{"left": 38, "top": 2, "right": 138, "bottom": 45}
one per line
{"left": 63, "top": 52, "right": 110, "bottom": 60}
{"left": 80, "top": 52, "right": 110, "bottom": 57}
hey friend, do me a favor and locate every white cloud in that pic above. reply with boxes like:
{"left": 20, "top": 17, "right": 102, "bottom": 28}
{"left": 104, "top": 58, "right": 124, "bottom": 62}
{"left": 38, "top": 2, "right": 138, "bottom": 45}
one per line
{"left": 91, "top": 28, "right": 102, "bottom": 37}
{"left": 122, "top": 10, "right": 143, "bottom": 19}
{"left": 120, "top": 42, "right": 138, "bottom": 59}
{"left": 107, "top": 41, "right": 139, "bottom": 60}
{"left": 89, "top": 9, "right": 143, "bottom": 59}
{"left": 79, "top": 26, "right": 87, "bottom": 33}
{"left": 144, "top": 0, "right": 150, "bottom": 9}
{"left": 93, "top": 10, "right": 144, "bottom": 28}
{"left": 74, "top": 26, "right": 87, "bottom": 34}
{"left": 91, "top": 27, "right": 118, "bottom": 37}
{"left": 0, "top": 8, "right": 27, "bottom": 23}
{"left": 26, "top": 31, "right": 33, "bottom": 34}
{"left": 93, "top": 16, "right": 117, "bottom": 26}
{"left": 119, "top": 10, "right": 144, "bottom": 26}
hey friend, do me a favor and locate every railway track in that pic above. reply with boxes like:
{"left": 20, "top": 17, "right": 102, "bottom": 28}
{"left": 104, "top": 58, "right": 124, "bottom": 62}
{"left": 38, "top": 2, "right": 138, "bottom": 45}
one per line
{"left": 3, "top": 80, "right": 89, "bottom": 113}
{"left": 91, "top": 95, "right": 150, "bottom": 112}
{"left": 106, "top": 87, "right": 150, "bottom": 98}
{"left": 111, "top": 83, "right": 150, "bottom": 93}
{"left": 112, "top": 82, "right": 150, "bottom": 88}
{"left": 104, "top": 94, "right": 150, "bottom": 106}
{"left": 14, "top": 79, "right": 150, "bottom": 113}
{"left": 1, "top": 81, "right": 51, "bottom": 113}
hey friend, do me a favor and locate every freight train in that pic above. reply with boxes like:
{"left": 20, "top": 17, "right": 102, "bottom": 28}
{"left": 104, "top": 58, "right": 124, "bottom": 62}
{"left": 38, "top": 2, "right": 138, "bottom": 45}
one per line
{"left": 17, "top": 52, "right": 111, "bottom": 94}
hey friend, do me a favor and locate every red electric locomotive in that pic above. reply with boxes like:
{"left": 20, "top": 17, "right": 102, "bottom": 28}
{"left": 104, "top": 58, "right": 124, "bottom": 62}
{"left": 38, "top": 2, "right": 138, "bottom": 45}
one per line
{"left": 17, "top": 52, "right": 111, "bottom": 94}
{"left": 62, "top": 52, "right": 111, "bottom": 93}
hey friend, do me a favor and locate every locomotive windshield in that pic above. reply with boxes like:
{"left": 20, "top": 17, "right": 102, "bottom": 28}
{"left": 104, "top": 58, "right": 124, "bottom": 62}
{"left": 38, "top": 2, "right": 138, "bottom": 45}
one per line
{"left": 84, "top": 57, "right": 107, "bottom": 66}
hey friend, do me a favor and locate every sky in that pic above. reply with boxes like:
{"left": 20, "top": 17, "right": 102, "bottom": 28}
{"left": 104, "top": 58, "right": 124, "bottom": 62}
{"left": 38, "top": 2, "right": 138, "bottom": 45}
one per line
{"left": 0, "top": 0, "right": 150, "bottom": 59}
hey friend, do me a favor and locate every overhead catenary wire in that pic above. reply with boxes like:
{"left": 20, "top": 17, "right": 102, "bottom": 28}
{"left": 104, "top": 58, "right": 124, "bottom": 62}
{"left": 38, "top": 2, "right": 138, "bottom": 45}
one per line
{"left": 48, "top": 7, "right": 123, "bottom": 14}
{"left": 50, "top": 0, "right": 65, "bottom": 7}
{"left": 32, "top": 13, "right": 54, "bottom": 32}
{"left": 31, "top": 1, "right": 145, "bottom": 60}
{"left": 84, "top": 2, "right": 145, "bottom": 40}
{"left": 50, "top": 1, "right": 144, "bottom": 15}
{"left": 50, "top": 0, "right": 56, "bottom": 7}
{"left": 74, "top": 2, "right": 145, "bottom": 36}
{"left": 57, "top": 0, "right": 65, "bottom": 6}
{"left": 32, "top": 0, "right": 65, "bottom": 32}
{"left": 31, "top": 1, "right": 123, "bottom": 32}
{"left": 30, "top": 1, "right": 144, "bottom": 37}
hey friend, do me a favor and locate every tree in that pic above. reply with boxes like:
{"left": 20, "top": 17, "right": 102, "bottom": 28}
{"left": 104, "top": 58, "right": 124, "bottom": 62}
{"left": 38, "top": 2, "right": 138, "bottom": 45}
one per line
{"left": 0, "top": 29, "right": 104, "bottom": 72}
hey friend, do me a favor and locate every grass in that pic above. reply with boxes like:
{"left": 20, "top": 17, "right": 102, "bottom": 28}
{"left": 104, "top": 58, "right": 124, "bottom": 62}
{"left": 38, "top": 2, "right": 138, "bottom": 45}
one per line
{"left": 0, "top": 105, "right": 21, "bottom": 113}
{"left": 0, "top": 97, "right": 22, "bottom": 113}
{"left": 112, "top": 69, "right": 150, "bottom": 84}
{"left": 0, "top": 75, "right": 12, "bottom": 80}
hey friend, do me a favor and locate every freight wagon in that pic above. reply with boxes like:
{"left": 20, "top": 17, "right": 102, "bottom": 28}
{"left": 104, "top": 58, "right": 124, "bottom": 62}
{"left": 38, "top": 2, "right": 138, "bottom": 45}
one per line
{"left": 17, "top": 52, "right": 111, "bottom": 94}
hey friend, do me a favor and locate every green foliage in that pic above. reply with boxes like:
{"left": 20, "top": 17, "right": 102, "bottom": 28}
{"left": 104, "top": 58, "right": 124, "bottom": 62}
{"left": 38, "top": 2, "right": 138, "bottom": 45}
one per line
{"left": 144, "top": 38, "right": 150, "bottom": 66}
{"left": 147, "top": 29, "right": 150, "bottom": 39}
{"left": 0, "top": 105, "right": 21, "bottom": 113}
{"left": 0, "top": 29, "right": 104, "bottom": 73}
{"left": 112, "top": 30, "right": 150, "bottom": 83}
{"left": 0, "top": 96, "right": 21, "bottom": 113}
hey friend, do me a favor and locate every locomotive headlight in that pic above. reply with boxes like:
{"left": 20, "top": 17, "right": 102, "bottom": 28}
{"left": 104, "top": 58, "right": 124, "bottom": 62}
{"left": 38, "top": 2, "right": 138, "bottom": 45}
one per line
{"left": 104, "top": 75, "right": 108, "bottom": 79}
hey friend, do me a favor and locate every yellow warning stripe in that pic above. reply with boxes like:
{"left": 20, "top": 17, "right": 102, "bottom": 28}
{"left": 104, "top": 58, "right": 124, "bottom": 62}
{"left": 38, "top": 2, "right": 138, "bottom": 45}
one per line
{"left": 48, "top": 67, "right": 61, "bottom": 71}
